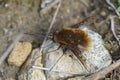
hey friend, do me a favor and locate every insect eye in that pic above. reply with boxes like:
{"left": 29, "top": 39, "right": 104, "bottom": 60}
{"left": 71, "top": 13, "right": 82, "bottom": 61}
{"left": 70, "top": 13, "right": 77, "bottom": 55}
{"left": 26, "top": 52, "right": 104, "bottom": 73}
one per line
{"left": 48, "top": 34, "right": 53, "bottom": 40}
{"left": 69, "top": 35, "right": 72, "bottom": 37}
{"left": 78, "top": 40, "right": 81, "bottom": 42}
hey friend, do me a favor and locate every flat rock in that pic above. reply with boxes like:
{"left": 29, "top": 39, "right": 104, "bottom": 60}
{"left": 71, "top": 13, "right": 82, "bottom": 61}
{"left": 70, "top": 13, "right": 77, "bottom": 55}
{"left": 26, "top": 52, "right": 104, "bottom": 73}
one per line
{"left": 42, "top": 26, "right": 112, "bottom": 80}
{"left": 8, "top": 42, "right": 32, "bottom": 67}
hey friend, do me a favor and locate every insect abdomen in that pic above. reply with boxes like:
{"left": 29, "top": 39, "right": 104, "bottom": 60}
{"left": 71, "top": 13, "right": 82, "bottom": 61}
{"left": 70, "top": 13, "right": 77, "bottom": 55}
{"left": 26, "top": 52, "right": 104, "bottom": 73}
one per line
{"left": 54, "top": 28, "right": 91, "bottom": 49}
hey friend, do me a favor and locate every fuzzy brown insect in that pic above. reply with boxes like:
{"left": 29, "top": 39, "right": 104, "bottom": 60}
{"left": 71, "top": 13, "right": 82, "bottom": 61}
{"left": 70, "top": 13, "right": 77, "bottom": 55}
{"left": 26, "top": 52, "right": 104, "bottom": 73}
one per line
{"left": 48, "top": 14, "right": 95, "bottom": 69}
{"left": 53, "top": 27, "right": 91, "bottom": 69}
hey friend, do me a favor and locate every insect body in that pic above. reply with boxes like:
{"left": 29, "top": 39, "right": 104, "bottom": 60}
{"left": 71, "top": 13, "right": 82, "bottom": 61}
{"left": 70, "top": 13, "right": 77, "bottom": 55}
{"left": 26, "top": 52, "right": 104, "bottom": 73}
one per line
{"left": 53, "top": 27, "right": 91, "bottom": 68}
{"left": 54, "top": 28, "right": 91, "bottom": 49}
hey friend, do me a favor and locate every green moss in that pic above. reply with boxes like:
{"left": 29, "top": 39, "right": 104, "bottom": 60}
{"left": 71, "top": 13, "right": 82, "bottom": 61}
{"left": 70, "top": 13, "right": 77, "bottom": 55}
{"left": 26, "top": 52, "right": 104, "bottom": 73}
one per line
{"left": 0, "top": 0, "right": 9, "bottom": 5}
{"left": 31, "top": 1, "right": 35, "bottom": 8}
{"left": 117, "top": 74, "right": 120, "bottom": 80}
{"left": 117, "top": 6, "right": 120, "bottom": 12}
{"left": 112, "top": 0, "right": 120, "bottom": 12}
{"left": 0, "top": 27, "right": 4, "bottom": 33}
{"left": 13, "top": 13, "right": 18, "bottom": 17}
{"left": 28, "top": 0, "right": 35, "bottom": 11}
{"left": 114, "top": 18, "right": 120, "bottom": 24}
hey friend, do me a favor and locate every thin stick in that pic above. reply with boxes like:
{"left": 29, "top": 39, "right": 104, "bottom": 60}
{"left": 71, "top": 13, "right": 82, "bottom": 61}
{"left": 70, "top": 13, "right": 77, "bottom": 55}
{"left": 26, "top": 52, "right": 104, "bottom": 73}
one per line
{"left": 32, "top": 65, "right": 87, "bottom": 75}
{"left": 32, "top": 66, "right": 50, "bottom": 71}
{"left": 106, "top": 0, "right": 120, "bottom": 18}
{"left": 0, "top": 32, "right": 23, "bottom": 65}
{"left": 40, "top": 0, "right": 61, "bottom": 14}
{"left": 82, "top": 59, "right": 120, "bottom": 80}
{"left": 79, "top": 0, "right": 89, "bottom": 8}
{"left": 95, "top": 15, "right": 110, "bottom": 27}
{"left": 110, "top": 16, "right": 120, "bottom": 46}
{"left": 39, "top": 0, "right": 62, "bottom": 55}
{"left": 39, "top": 1, "right": 63, "bottom": 73}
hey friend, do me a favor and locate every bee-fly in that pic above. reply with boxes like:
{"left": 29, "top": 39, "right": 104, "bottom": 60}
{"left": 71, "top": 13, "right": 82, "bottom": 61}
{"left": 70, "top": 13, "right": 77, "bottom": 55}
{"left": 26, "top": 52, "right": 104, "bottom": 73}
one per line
{"left": 53, "top": 27, "right": 91, "bottom": 69}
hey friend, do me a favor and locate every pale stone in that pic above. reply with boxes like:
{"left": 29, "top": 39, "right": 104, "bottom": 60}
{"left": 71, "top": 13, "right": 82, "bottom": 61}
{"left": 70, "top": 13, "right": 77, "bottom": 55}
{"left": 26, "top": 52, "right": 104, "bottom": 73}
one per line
{"left": 42, "top": 26, "right": 112, "bottom": 80}
{"left": 8, "top": 42, "right": 32, "bottom": 67}
{"left": 18, "top": 48, "right": 46, "bottom": 80}
{"left": 5, "top": 78, "right": 15, "bottom": 80}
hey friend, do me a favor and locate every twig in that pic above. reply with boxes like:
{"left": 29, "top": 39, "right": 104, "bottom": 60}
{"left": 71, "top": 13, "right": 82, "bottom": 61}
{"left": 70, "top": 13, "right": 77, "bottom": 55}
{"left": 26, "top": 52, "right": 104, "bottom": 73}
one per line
{"left": 110, "top": 16, "right": 120, "bottom": 46}
{"left": 32, "top": 65, "right": 88, "bottom": 75}
{"left": 82, "top": 59, "right": 120, "bottom": 80}
{"left": 0, "top": 32, "right": 23, "bottom": 65}
{"left": 79, "top": 0, "right": 89, "bottom": 8}
{"left": 106, "top": 0, "right": 120, "bottom": 18}
{"left": 40, "top": 0, "right": 61, "bottom": 14}
{"left": 32, "top": 66, "right": 49, "bottom": 71}
{"left": 95, "top": 15, "right": 110, "bottom": 27}
{"left": 39, "top": 0, "right": 61, "bottom": 56}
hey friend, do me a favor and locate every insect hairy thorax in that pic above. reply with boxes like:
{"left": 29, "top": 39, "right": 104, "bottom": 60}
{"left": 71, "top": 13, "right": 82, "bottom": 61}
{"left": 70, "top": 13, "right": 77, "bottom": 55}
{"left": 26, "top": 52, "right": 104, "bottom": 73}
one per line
{"left": 53, "top": 28, "right": 91, "bottom": 50}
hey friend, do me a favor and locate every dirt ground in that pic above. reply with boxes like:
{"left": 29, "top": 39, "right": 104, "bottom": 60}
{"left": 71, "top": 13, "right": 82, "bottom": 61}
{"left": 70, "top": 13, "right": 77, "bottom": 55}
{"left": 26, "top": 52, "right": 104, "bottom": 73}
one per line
{"left": 0, "top": 0, "right": 120, "bottom": 80}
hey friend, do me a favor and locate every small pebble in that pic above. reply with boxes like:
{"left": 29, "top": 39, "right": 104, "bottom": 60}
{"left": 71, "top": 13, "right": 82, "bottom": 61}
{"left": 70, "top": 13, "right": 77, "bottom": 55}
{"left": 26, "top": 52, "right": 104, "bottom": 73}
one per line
{"left": 100, "top": 11, "right": 107, "bottom": 17}
{"left": 5, "top": 78, "right": 15, "bottom": 80}
{"left": 8, "top": 42, "right": 32, "bottom": 67}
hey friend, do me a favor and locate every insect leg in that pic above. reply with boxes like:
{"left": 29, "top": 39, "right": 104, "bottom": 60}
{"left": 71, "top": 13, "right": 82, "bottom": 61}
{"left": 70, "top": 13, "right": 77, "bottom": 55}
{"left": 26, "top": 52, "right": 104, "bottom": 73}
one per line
{"left": 68, "top": 45, "right": 89, "bottom": 72}
{"left": 49, "top": 53, "right": 64, "bottom": 71}
{"left": 47, "top": 44, "right": 62, "bottom": 54}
